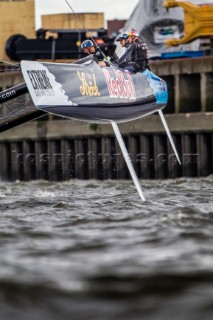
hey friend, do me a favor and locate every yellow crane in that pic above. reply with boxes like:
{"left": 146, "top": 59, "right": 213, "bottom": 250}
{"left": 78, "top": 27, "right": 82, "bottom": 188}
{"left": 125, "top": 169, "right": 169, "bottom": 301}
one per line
{"left": 163, "top": 0, "right": 213, "bottom": 46}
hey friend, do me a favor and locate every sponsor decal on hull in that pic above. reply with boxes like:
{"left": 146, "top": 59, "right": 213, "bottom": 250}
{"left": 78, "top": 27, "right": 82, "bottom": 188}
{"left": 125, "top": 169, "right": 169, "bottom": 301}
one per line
{"left": 0, "top": 90, "right": 16, "bottom": 101}
{"left": 144, "top": 70, "right": 168, "bottom": 104}
{"left": 27, "top": 70, "right": 55, "bottom": 97}
{"left": 102, "top": 68, "right": 136, "bottom": 100}
{"left": 21, "top": 61, "right": 75, "bottom": 106}
{"left": 77, "top": 71, "right": 101, "bottom": 97}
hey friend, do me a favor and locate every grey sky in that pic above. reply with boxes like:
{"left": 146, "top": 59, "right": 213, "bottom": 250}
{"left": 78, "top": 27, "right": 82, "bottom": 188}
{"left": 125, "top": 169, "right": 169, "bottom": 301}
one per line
{"left": 35, "top": 0, "right": 139, "bottom": 28}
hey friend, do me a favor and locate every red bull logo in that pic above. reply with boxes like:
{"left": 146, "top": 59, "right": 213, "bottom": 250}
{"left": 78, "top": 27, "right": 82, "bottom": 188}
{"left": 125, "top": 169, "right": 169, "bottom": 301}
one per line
{"left": 102, "top": 69, "right": 136, "bottom": 100}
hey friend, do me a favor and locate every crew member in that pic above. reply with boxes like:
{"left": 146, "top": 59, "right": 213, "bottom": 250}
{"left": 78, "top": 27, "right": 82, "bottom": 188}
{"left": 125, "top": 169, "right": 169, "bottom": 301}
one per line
{"left": 81, "top": 39, "right": 119, "bottom": 67}
{"left": 116, "top": 33, "right": 129, "bottom": 50}
{"left": 118, "top": 31, "right": 149, "bottom": 73}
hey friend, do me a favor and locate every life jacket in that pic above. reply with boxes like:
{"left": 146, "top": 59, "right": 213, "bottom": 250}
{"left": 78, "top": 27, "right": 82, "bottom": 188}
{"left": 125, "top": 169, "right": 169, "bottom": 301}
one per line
{"left": 118, "top": 38, "right": 149, "bottom": 71}
{"left": 134, "top": 39, "right": 148, "bottom": 63}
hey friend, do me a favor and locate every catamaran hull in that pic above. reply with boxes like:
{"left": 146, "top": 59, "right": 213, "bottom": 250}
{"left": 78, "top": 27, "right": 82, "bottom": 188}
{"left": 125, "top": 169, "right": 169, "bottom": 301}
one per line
{"left": 21, "top": 57, "right": 168, "bottom": 123}
{"left": 0, "top": 57, "right": 181, "bottom": 202}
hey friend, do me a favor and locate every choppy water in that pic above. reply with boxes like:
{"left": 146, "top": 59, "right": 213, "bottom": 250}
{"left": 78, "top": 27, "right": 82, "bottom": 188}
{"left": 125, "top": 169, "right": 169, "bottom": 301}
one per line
{"left": 0, "top": 176, "right": 213, "bottom": 320}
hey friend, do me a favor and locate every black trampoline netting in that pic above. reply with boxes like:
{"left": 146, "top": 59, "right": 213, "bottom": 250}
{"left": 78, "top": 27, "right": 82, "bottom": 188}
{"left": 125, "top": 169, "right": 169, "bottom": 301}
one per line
{"left": 0, "top": 85, "right": 46, "bottom": 133}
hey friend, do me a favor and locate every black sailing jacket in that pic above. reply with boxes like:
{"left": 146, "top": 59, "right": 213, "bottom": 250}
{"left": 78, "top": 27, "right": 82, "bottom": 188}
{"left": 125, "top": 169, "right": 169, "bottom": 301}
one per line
{"left": 118, "top": 38, "right": 149, "bottom": 72}
{"left": 94, "top": 43, "right": 119, "bottom": 66}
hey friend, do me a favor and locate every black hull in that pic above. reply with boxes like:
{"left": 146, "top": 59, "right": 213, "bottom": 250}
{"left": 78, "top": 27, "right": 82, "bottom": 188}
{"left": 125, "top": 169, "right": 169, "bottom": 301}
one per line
{"left": 0, "top": 57, "right": 168, "bottom": 133}
{"left": 21, "top": 57, "right": 168, "bottom": 123}
{"left": 39, "top": 99, "right": 165, "bottom": 123}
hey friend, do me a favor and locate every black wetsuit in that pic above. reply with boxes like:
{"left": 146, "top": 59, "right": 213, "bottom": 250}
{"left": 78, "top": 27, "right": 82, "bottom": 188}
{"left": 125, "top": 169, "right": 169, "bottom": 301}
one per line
{"left": 94, "top": 43, "right": 119, "bottom": 66}
{"left": 118, "top": 38, "right": 149, "bottom": 72}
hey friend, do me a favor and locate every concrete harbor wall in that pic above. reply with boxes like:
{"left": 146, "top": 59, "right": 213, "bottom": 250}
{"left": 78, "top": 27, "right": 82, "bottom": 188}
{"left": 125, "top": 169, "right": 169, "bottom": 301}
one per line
{"left": 150, "top": 56, "right": 213, "bottom": 113}
{"left": 0, "top": 57, "right": 213, "bottom": 181}
{"left": 0, "top": 113, "right": 212, "bottom": 181}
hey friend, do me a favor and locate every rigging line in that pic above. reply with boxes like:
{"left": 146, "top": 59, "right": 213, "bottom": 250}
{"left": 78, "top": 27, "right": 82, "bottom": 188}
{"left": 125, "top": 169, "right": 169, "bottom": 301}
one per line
{"left": 0, "top": 69, "right": 20, "bottom": 72}
{"left": 64, "top": 0, "right": 115, "bottom": 67}
{"left": 0, "top": 60, "right": 20, "bottom": 68}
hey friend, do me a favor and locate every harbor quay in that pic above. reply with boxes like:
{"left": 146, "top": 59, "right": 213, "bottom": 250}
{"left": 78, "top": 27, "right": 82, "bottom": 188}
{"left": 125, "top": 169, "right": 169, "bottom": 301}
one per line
{"left": 0, "top": 113, "right": 212, "bottom": 181}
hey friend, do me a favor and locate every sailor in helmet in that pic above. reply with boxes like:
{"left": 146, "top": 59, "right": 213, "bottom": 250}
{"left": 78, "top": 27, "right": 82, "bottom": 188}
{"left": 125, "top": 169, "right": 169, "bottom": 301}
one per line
{"left": 81, "top": 39, "right": 119, "bottom": 67}
{"left": 116, "top": 33, "right": 130, "bottom": 50}
{"left": 118, "top": 30, "right": 150, "bottom": 73}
